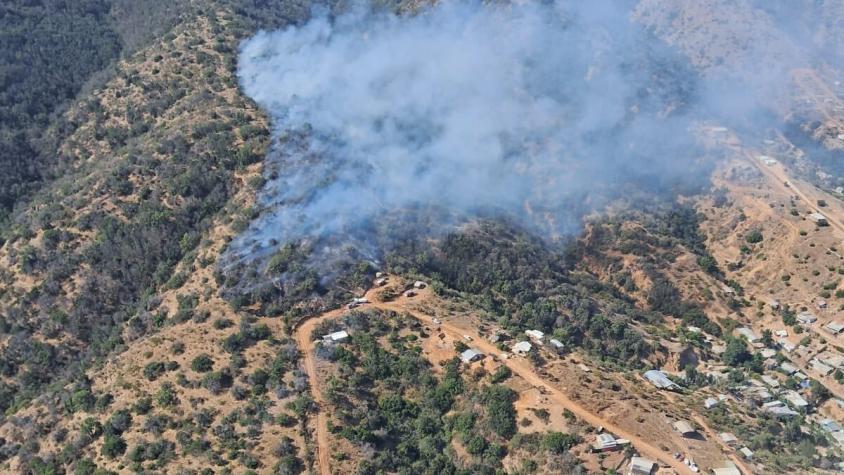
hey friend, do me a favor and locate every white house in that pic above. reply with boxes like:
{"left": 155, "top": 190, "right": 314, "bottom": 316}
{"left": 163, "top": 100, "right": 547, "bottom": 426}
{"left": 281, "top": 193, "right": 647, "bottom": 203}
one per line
{"left": 525, "top": 329, "right": 544, "bottom": 341}
{"left": 808, "top": 212, "right": 829, "bottom": 226}
{"left": 460, "top": 348, "right": 483, "bottom": 364}
{"left": 798, "top": 312, "right": 818, "bottom": 324}
{"left": 512, "top": 341, "right": 532, "bottom": 355}
{"left": 322, "top": 330, "right": 350, "bottom": 343}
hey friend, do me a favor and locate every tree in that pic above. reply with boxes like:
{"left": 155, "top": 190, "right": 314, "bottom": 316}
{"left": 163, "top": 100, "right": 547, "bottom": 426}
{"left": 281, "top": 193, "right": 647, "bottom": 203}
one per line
{"left": 101, "top": 434, "right": 126, "bottom": 458}
{"left": 191, "top": 354, "right": 214, "bottom": 372}
{"left": 483, "top": 385, "right": 517, "bottom": 439}
{"left": 722, "top": 337, "right": 750, "bottom": 366}
{"left": 543, "top": 431, "right": 580, "bottom": 454}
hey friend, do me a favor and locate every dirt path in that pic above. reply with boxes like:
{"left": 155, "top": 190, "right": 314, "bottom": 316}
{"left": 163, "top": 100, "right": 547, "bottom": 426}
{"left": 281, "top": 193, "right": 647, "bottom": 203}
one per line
{"left": 294, "top": 286, "right": 698, "bottom": 475}
{"left": 295, "top": 306, "right": 349, "bottom": 475}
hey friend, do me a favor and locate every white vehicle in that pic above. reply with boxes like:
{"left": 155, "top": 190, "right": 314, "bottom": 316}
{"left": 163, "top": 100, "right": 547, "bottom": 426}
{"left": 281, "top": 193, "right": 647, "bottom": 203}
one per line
{"left": 463, "top": 335, "right": 472, "bottom": 341}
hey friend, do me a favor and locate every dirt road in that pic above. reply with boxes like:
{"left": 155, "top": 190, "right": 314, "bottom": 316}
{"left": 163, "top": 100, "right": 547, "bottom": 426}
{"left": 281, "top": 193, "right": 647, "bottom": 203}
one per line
{"left": 295, "top": 306, "right": 349, "bottom": 475}
{"left": 294, "top": 286, "right": 698, "bottom": 475}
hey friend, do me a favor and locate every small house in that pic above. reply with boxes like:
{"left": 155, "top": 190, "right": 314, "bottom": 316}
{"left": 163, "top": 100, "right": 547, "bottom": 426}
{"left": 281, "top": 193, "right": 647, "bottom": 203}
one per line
{"left": 525, "top": 329, "right": 544, "bottom": 341}
{"left": 784, "top": 390, "right": 810, "bottom": 410}
{"left": 775, "top": 329, "right": 788, "bottom": 338}
{"left": 797, "top": 312, "right": 817, "bottom": 324}
{"left": 780, "top": 340, "right": 796, "bottom": 353}
{"left": 672, "top": 420, "right": 697, "bottom": 437}
{"left": 512, "top": 341, "right": 532, "bottom": 355}
{"left": 712, "top": 462, "right": 742, "bottom": 475}
{"left": 374, "top": 277, "right": 388, "bottom": 286}
{"left": 643, "top": 370, "right": 680, "bottom": 390}
{"left": 736, "top": 327, "right": 761, "bottom": 343}
{"left": 764, "top": 405, "right": 799, "bottom": 419}
{"left": 808, "top": 212, "right": 829, "bottom": 226}
{"left": 761, "top": 374, "right": 780, "bottom": 388}
{"left": 704, "top": 397, "right": 720, "bottom": 409}
{"left": 739, "top": 447, "right": 754, "bottom": 460}
{"left": 780, "top": 362, "right": 799, "bottom": 375}
{"left": 811, "top": 358, "right": 834, "bottom": 376}
{"left": 322, "top": 330, "right": 350, "bottom": 343}
{"left": 460, "top": 348, "right": 483, "bottom": 364}
{"left": 628, "top": 456, "right": 656, "bottom": 475}
{"left": 549, "top": 338, "right": 564, "bottom": 350}
{"left": 824, "top": 322, "right": 844, "bottom": 335}
{"left": 413, "top": 280, "right": 427, "bottom": 289}
{"left": 817, "top": 299, "right": 828, "bottom": 310}
{"left": 593, "top": 433, "right": 618, "bottom": 452}
{"left": 820, "top": 419, "right": 843, "bottom": 433}
{"left": 718, "top": 432, "right": 739, "bottom": 447}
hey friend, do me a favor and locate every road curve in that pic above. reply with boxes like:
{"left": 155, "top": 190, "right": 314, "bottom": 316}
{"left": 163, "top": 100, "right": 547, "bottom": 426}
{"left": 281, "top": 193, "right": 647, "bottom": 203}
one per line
{"left": 294, "top": 285, "right": 699, "bottom": 475}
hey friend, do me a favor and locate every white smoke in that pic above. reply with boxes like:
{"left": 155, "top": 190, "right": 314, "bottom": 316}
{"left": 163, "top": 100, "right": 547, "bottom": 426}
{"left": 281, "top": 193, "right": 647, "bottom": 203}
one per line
{"left": 225, "top": 0, "right": 714, "bottom": 270}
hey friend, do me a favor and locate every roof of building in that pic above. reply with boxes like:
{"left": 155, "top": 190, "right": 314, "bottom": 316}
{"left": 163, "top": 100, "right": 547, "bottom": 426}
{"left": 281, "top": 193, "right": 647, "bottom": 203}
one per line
{"left": 512, "top": 341, "right": 532, "bottom": 354}
{"left": 780, "top": 362, "right": 799, "bottom": 374}
{"left": 766, "top": 405, "right": 800, "bottom": 418}
{"left": 809, "top": 212, "right": 828, "bottom": 222}
{"left": 737, "top": 327, "right": 760, "bottom": 342}
{"left": 811, "top": 359, "right": 834, "bottom": 375}
{"left": 673, "top": 420, "right": 696, "bottom": 435}
{"left": 323, "top": 330, "right": 350, "bottom": 341}
{"left": 831, "top": 431, "right": 844, "bottom": 445}
{"left": 784, "top": 390, "right": 809, "bottom": 408}
{"left": 712, "top": 466, "right": 742, "bottom": 475}
{"left": 797, "top": 312, "right": 817, "bottom": 323}
{"left": 594, "top": 433, "right": 617, "bottom": 449}
{"left": 629, "top": 456, "right": 656, "bottom": 475}
{"left": 460, "top": 348, "right": 483, "bottom": 363}
{"left": 643, "top": 370, "right": 679, "bottom": 390}
{"left": 761, "top": 375, "right": 780, "bottom": 388}
{"left": 549, "top": 338, "right": 564, "bottom": 348}
{"left": 525, "top": 329, "right": 544, "bottom": 340}
{"left": 718, "top": 432, "right": 738, "bottom": 445}
{"left": 704, "top": 397, "right": 720, "bottom": 409}
{"left": 820, "top": 419, "right": 843, "bottom": 433}
{"left": 825, "top": 322, "right": 844, "bottom": 334}
{"left": 740, "top": 447, "right": 754, "bottom": 458}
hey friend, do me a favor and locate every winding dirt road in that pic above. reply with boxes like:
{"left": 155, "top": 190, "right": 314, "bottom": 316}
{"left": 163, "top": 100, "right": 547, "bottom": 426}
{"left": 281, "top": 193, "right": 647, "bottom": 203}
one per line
{"left": 294, "top": 285, "right": 700, "bottom": 475}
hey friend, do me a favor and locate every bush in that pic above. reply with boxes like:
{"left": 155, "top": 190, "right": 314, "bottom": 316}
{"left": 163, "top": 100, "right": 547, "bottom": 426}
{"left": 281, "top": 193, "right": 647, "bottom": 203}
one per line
{"left": 191, "top": 354, "right": 214, "bottom": 372}
{"left": 543, "top": 431, "right": 580, "bottom": 454}
{"left": 745, "top": 229, "right": 763, "bottom": 244}
{"left": 101, "top": 434, "right": 126, "bottom": 459}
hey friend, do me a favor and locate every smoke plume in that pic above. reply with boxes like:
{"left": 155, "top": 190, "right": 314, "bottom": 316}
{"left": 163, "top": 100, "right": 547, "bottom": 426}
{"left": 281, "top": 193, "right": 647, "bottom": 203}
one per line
{"left": 222, "top": 0, "right": 813, "bottom": 277}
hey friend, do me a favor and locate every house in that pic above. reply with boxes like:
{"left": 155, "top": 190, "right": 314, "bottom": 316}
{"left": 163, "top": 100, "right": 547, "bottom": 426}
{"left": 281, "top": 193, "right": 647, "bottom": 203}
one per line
{"left": 704, "top": 397, "right": 720, "bottom": 409}
{"left": 760, "top": 374, "right": 780, "bottom": 388}
{"left": 460, "top": 348, "right": 483, "bottom": 364}
{"left": 512, "top": 341, "right": 532, "bottom": 355}
{"left": 549, "top": 338, "right": 564, "bottom": 349}
{"left": 673, "top": 420, "right": 697, "bottom": 437}
{"left": 780, "top": 362, "right": 799, "bottom": 375}
{"left": 759, "top": 155, "right": 777, "bottom": 165}
{"left": 578, "top": 364, "right": 591, "bottom": 373}
{"left": 759, "top": 348, "right": 777, "bottom": 359}
{"left": 808, "top": 212, "right": 829, "bottom": 226}
{"left": 352, "top": 297, "right": 369, "bottom": 305}
{"left": 797, "top": 312, "right": 817, "bottom": 324}
{"left": 831, "top": 431, "right": 844, "bottom": 446}
{"left": 764, "top": 405, "right": 800, "bottom": 419}
{"left": 593, "top": 433, "right": 618, "bottom": 452}
{"left": 775, "top": 329, "right": 788, "bottom": 338}
{"left": 722, "top": 285, "right": 737, "bottom": 295}
{"left": 780, "top": 340, "right": 796, "bottom": 353}
{"left": 628, "top": 456, "right": 656, "bottom": 475}
{"left": 736, "top": 327, "right": 760, "bottom": 343}
{"left": 820, "top": 419, "right": 843, "bottom": 433}
{"left": 784, "top": 390, "right": 810, "bottom": 410}
{"left": 374, "top": 277, "right": 388, "bottom": 286}
{"left": 817, "top": 299, "right": 828, "bottom": 310}
{"left": 643, "top": 370, "right": 680, "bottom": 390}
{"left": 739, "top": 447, "right": 754, "bottom": 460}
{"left": 403, "top": 289, "right": 417, "bottom": 298}
{"left": 322, "top": 330, "right": 350, "bottom": 343}
{"left": 811, "top": 358, "right": 834, "bottom": 376}
{"left": 824, "top": 321, "right": 844, "bottom": 335}
{"left": 712, "top": 461, "right": 742, "bottom": 475}
{"left": 718, "top": 432, "right": 739, "bottom": 447}
{"left": 525, "top": 329, "right": 544, "bottom": 341}
{"left": 413, "top": 280, "right": 427, "bottom": 289}
{"left": 687, "top": 326, "right": 702, "bottom": 333}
